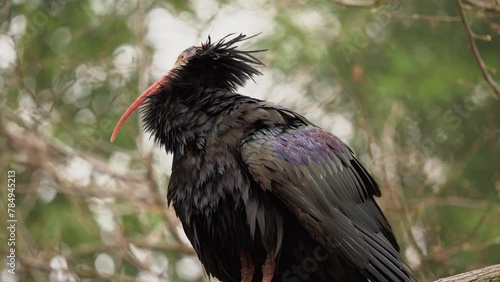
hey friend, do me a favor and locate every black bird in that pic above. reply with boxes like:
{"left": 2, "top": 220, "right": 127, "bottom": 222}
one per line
{"left": 111, "top": 34, "right": 414, "bottom": 282}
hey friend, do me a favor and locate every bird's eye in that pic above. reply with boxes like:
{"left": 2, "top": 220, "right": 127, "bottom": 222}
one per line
{"left": 180, "top": 54, "right": 186, "bottom": 61}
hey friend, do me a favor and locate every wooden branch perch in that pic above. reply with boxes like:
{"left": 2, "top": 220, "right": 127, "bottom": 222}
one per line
{"left": 435, "top": 263, "right": 500, "bottom": 282}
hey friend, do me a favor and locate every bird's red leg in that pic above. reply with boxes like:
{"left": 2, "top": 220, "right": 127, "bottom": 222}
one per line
{"left": 262, "top": 251, "right": 276, "bottom": 282}
{"left": 240, "top": 251, "right": 254, "bottom": 282}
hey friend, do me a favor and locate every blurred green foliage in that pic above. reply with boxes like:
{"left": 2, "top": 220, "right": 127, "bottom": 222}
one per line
{"left": 1, "top": 0, "right": 499, "bottom": 281}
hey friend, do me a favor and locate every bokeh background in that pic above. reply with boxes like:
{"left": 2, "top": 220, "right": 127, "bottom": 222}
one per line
{"left": 1, "top": 0, "right": 499, "bottom": 281}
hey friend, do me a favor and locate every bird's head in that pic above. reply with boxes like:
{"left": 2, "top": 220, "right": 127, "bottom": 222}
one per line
{"left": 110, "top": 33, "right": 265, "bottom": 142}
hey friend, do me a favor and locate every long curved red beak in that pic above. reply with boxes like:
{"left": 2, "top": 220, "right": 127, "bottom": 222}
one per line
{"left": 110, "top": 74, "right": 171, "bottom": 142}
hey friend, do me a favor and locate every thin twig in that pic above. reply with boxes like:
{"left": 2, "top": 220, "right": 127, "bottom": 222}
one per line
{"left": 410, "top": 196, "right": 500, "bottom": 214}
{"left": 330, "top": 0, "right": 378, "bottom": 8}
{"left": 457, "top": 0, "right": 500, "bottom": 99}
{"left": 388, "top": 12, "right": 461, "bottom": 22}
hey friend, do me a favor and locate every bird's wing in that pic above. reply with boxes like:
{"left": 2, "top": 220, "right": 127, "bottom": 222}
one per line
{"left": 241, "top": 125, "right": 413, "bottom": 281}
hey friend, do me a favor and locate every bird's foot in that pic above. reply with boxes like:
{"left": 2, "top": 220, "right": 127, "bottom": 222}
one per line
{"left": 240, "top": 251, "right": 254, "bottom": 282}
{"left": 262, "top": 251, "right": 276, "bottom": 282}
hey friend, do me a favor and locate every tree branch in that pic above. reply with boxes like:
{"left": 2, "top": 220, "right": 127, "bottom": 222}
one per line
{"left": 410, "top": 196, "right": 500, "bottom": 214}
{"left": 330, "top": 0, "right": 378, "bottom": 8}
{"left": 465, "top": 0, "right": 500, "bottom": 13}
{"left": 457, "top": 0, "right": 500, "bottom": 99}
{"left": 2, "top": 122, "right": 157, "bottom": 204}
{"left": 435, "top": 263, "right": 500, "bottom": 282}
{"left": 388, "top": 12, "right": 461, "bottom": 22}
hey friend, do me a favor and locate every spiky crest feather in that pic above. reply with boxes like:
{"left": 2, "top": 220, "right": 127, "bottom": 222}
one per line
{"left": 174, "top": 33, "right": 266, "bottom": 91}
